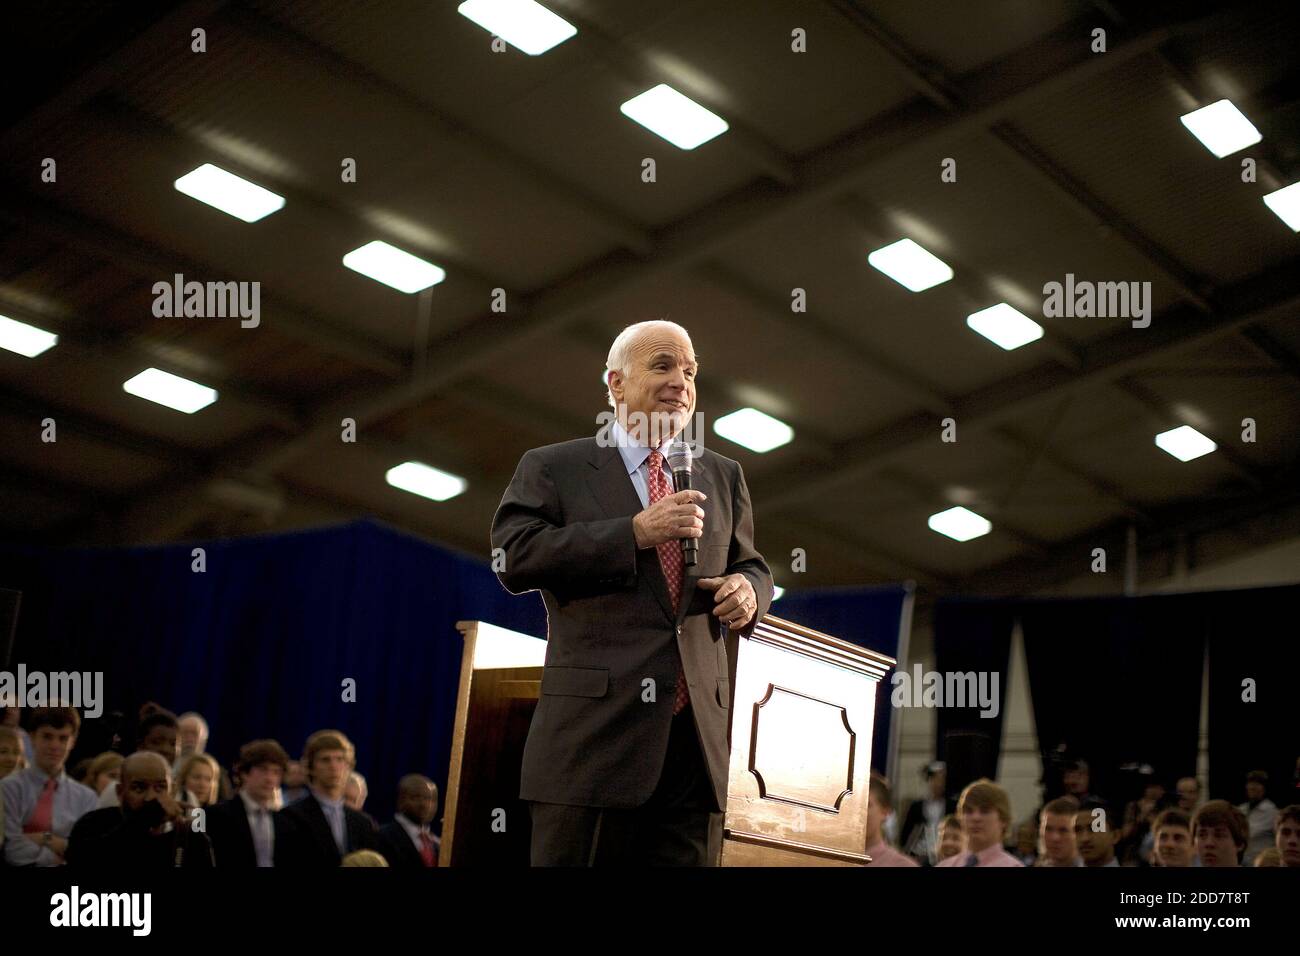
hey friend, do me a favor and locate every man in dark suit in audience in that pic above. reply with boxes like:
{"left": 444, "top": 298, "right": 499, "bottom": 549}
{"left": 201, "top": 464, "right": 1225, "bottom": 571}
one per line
{"left": 208, "top": 739, "right": 289, "bottom": 867}
{"left": 378, "top": 775, "right": 440, "bottom": 868}
{"left": 275, "top": 730, "right": 378, "bottom": 867}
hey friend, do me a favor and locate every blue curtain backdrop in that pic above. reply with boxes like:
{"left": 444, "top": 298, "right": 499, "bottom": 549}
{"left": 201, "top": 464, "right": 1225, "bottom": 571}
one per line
{"left": 0, "top": 519, "right": 546, "bottom": 824}
{"left": 767, "top": 585, "right": 910, "bottom": 772}
{"left": 0, "top": 521, "right": 911, "bottom": 820}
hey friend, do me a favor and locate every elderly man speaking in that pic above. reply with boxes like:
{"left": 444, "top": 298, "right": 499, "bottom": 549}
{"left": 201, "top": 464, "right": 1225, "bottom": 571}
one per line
{"left": 491, "top": 319, "right": 774, "bottom": 866}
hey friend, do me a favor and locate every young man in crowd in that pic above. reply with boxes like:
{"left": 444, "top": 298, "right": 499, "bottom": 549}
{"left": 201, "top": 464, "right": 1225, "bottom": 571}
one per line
{"left": 1192, "top": 799, "right": 1247, "bottom": 867}
{"left": 276, "top": 729, "right": 378, "bottom": 867}
{"left": 1274, "top": 805, "right": 1300, "bottom": 868}
{"left": 1237, "top": 770, "right": 1278, "bottom": 865}
{"left": 864, "top": 772, "right": 918, "bottom": 867}
{"left": 1074, "top": 800, "right": 1123, "bottom": 867}
{"left": 208, "top": 739, "right": 289, "bottom": 867}
{"left": 937, "top": 778, "right": 1023, "bottom": 867}
{"left": 1151, "top": 808, "right": 1195, "bottom": 867}
{"left": 1, "top": 706, "right": 99, "bottom": 866}
{"left": 1036, "top": 795, "right": 1082, "bottom": 866}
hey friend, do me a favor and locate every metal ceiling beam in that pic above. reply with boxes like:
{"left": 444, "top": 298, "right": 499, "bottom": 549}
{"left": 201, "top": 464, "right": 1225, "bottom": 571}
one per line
{"left": 220, "top": 0, "right": 654, "bottom": 256}
{"left": 956, "top": 458, "right": 1300, "bottom": 595}
{"left": 753, "top": 254, "right": 1300, "bottom": 514}
{"left": 89, "top": 11, "right": 1226, "bottom": 534}
{"left": 0, "top": 190, "right": 407, "bottom": 378}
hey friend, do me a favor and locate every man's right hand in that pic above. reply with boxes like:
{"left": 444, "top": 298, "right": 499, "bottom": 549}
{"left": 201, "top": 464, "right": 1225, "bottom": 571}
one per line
{"left": 633, "top": 490, "right": 707, "bottom": 549}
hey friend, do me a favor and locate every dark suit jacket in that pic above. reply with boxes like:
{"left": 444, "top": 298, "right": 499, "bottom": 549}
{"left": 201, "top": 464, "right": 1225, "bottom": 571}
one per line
{"left": 275, "top": 792, "right": 378, "bottom": 867}
{"left": 207, "top": 795, "right": 282, "bottom": 867}
{"left": 378, "top": 819, "right": 436, "bottom": 868}
{"left": 490, "top": 424, "right": 774, "bottom": 811}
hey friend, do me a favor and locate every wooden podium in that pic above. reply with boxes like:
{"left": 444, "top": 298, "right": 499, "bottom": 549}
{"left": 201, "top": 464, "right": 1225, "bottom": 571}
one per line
{"left": 442, "top": 615, "right": 894, "bottom": 866}
{"left": 440, "top": 620, "right": 546, "bottom": 866}
{"left": 719, "top": 614, "right": 895, "bottom": 866}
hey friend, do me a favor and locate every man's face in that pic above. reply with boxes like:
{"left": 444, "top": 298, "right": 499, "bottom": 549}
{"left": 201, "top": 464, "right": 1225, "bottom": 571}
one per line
{"left": 928, "top": 770, "right": 946, "bottom": 798}
{"left": 284, "top": 760, "right": 306, "bottom": 788}
{"left": 142, "top": 725, "right": 179, "bottom": 763}
{"left": 1276, "top": 818, "right": 1300, "bottom": 867}
{"left": 121, "top": 762, "right": 171, "bottom": 814}
{"left": 1040, "top": 812, "right": 1077, "bottom": 864}
{"left": 179, "top": 719, "right": 203, "bottom": 754}
{"left": 243, "top": 763, "right": 283, "bottom": 804}
{"left": 938, "top": 822, "right": 964, "bottom": 860}
{"left": 1245, "top": 781, "right": 1265, "bottom": 802}
{"left": 1063, "top": 767, "right": 1088, "bottom": 796}
{"left": 609, "top": 328, "right": 697, "bottom": 445}
{"left": 31, "top": 725, "right": 75, "bottom": 775}
{"left": 961, "top": 803, "right": 1003, "bottom": 852}
{"left": 399, "top": 782, "right": 438, "bottom": 825}
{"left": 311, "top": 749, "right": 350, "bottom": 792}
{"left": 1176, "top": 778, "right": 1200, "bottom": 811}
{"left": 1074, "top": 812, "right": 1117, "bottom": 865}
{"left": 1154, "top": 825, "right": 1193, "bottom": 867}
{"left": 1195, "top": 824, "right": 1240, "bottom": 867}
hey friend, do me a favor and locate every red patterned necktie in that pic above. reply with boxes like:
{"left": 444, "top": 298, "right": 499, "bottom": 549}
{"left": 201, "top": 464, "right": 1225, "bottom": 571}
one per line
{"left": 646, "top": 450, "right": 689, "bottom": 715}
{"left": 418, "top": 831, "right": 436, "bottom": 867}
{"left": 24, "top": 776, "right": 57, "bottom": 833}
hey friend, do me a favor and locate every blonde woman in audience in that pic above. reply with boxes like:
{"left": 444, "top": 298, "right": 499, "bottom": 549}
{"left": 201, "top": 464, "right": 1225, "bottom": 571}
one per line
{"left": 937, "top": 778, "right": 1025, "bottom": 867}
{"left": 341, "top": 849, "right": 388, "bottom": 867}
{"left": 176, "top": 752, "right": 221, "bottom": 807}
{"left": 85, "top": 752, "right": 123, "bottom": 796}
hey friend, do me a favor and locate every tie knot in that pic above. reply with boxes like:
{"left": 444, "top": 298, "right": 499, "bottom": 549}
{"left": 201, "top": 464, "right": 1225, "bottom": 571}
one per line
{"left": 43, "top": 778, "right": 57, "bottom": 792}
{"left": 648, "top": 450, "right": 662, "bottom": 466}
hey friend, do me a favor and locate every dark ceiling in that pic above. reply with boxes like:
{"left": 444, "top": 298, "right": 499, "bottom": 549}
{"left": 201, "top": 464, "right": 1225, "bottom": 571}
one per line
{"left": 1, "top": 0, "right": 1297, "bottom": 599}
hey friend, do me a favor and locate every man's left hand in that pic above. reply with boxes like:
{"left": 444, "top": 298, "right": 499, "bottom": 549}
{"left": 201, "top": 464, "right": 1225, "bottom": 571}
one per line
{"left": 697, "top": 573, "right": 758, "bottom": 630}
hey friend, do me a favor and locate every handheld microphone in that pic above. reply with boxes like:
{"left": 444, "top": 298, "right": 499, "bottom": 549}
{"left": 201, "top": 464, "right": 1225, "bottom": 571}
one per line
{"left": 666, "top": 439, "right": 697, "bottom": 567}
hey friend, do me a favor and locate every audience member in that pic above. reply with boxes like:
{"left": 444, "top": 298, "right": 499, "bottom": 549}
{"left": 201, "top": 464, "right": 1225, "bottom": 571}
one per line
{"left": 1237, "top": 770, "right": 1278, "bottom": 866}
{"left": 208, "top": 739, "right": 288, "bottom": 867}
{"left": 1151, "top": 808, "right": 1195, "bottom": 867}
{"left": 98, "top": 709, "right": 181, "bottom": 809}
{"left": 1175, "top": 776, "right": 1202, "bottom": 815}
{"left": 281, "top": 760, "right": 309, "bottom": 806}
{"left": 1036, "top": 796, "right": 1081, "bottom": 866}
{"left": 937, "top": 778, "right": 1024, "bottom": 867}
{"left": 863, "top": 772, "right": 918, "bottom": 867}
{"left": 276, "top": 730, "right": 378, "bottom": 867}
{"left": 176, "top": 753, "right": 221, "bottom": 807}
{"left": 341, "top": 849, "right": 388, "bottom": 867}
{"left": 1192, "top": 800, "right": 1247, "bottom": 867}
{"left": 379, "top": 775, "right": 441, "bottom": 868}
{"left": 1272, "top": 804, "right": 1300, "bottom": 868}
{"left": 1, "top": 706, "right": 98, "bottom": 866}
{"left": 936, "top": 814, "right": 963, "bottom": 863}
{"left": 85, "top": 752, "right": 123, "bottom": 796}
{"left": 1074, "top": 800, "right": 1122, "bottom": 867}
{"left": 899, "top": 760, "right": 954, "bottom": 864}
{"left": 66, "top": 751, "right": 213, "bottom": 868}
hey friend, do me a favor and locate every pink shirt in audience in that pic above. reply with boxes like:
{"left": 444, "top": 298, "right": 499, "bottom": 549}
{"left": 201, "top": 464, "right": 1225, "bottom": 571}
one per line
{"left": 937, "top": 843, "right": 1025, "bottom": 867}
{"left": 865, "top": 839, "right": 919, "bottom": 867}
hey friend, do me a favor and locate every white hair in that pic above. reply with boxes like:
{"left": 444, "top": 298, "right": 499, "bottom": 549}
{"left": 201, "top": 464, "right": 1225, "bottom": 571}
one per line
{"left": 604, "top": 319, "right": 694, "bottom": 408}
{"left": 177, "top": 712, "right": 209, "bottom": 748}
